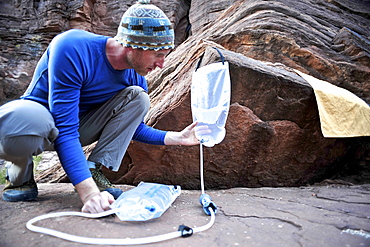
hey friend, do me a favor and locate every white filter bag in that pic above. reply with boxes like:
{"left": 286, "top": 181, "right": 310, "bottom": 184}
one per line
{"left": 110, "top": 182, "right": 181, "bottom": 221}
{"left": 191, "top": 51, "right": 231, "bottom": 147}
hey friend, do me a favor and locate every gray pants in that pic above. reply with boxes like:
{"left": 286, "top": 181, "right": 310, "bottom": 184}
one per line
{"left": 0, "top": 86, "right": 149, "bottom": 186}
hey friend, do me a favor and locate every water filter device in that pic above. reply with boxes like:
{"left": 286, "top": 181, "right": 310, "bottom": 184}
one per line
{"left": 26, "top": 182, "right": 216, "bottom": 245}
{"left": 191, "top": 47, "right": 231, "bottom": 216}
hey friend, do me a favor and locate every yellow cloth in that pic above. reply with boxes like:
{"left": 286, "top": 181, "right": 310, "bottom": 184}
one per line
{"left": 294, "top": 70, "right": 370, "bottom": 138}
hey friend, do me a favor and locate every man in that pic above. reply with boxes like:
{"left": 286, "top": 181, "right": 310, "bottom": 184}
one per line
{"left": 0, "top": 0, "right": 200, "bottom": 213}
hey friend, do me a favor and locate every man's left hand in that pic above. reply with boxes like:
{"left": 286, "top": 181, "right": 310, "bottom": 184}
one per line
{"left": 164, "top": 122, "right": 206, "bottom": 146}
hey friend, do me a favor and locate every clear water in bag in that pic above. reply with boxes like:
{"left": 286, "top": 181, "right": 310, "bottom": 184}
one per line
{"left": 110, "top": 182, "right": 181, "bottom": 221}
{"left": 191, "top": 61, "right": 231, "bottom": 147}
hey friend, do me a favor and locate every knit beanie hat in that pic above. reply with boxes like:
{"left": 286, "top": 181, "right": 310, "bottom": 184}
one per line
{"left": 115, "top": 0, "right": 175, "bottom": 50}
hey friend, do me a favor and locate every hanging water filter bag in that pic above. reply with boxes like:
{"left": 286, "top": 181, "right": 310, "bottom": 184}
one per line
{"left": 191, "top": 49, "right": 231, "bottom": 147}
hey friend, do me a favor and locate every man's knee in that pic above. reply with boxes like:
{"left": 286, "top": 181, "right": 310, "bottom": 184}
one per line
{"left": 135, "top": 88, "right": 150, "bottom": 113}
{"left": 0, "top": 100, "right": 57, "bottom": 141}
{"left": 119, "top": 86, "right": 150, "bottom": 113}
{"left": 0, "top": 100, "right": 58, "bottom": 157}
{"left": 1, "top": 135, "right": 45, "bottom": 157}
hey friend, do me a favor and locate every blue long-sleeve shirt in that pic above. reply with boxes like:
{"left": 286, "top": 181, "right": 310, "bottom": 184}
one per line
{"left": 21, "top": 29, "right": 167, "bottom": 185}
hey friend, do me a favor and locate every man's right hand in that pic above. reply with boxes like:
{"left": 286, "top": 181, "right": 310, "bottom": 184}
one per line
{"left": 81, "top": 191, "right": 115, "bottom": 213}
{"left": 75, "top": 177, "right": 115, "bottom": 213}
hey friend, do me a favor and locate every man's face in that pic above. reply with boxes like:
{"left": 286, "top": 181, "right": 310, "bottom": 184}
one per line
{"left": 126, "top": 48, "right": 171, "bottom": 76}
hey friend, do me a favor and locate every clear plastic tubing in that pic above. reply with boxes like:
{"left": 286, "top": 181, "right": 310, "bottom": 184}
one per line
{"left": 26, "top": 207, "right": 216, "bottom": 245}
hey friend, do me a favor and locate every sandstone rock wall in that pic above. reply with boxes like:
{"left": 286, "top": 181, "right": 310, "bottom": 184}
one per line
{"left": 0, "top": 0, "right": 190, "bottom": 104}
{"left": 189, "top": 0, "right": 370, "bottom": 102}
{"left": 1, "top": 0, "right": 369, "bottom": 188}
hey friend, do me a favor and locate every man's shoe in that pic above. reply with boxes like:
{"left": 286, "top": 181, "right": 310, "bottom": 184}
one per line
{"left": 90, "top": 163, "right": 123, "bottom": 199}
{"left": 2, "top": 177, "right": 38, "bottom": 202}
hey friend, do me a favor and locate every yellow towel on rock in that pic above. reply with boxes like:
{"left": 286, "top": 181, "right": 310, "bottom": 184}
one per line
{"left": 294, "top": 70, "right": 370, "bottom": 138}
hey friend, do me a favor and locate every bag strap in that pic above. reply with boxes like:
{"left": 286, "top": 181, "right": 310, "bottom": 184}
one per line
{"left": 195, "top": 47, "right": 225, "bottom": 71}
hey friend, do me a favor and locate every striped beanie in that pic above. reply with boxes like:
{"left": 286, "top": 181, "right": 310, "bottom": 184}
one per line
{"left": 115, "top": 0, "right": 175, "bottom": 50}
